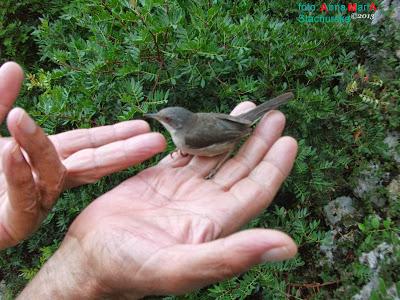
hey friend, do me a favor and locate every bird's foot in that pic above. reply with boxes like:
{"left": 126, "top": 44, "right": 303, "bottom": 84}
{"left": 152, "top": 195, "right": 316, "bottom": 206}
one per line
{"left": 179, "top": 150, "right": 189, "bottom": 157}
{"left": 169, "top": 150, "right": 177, "bottom": 159}
{"left": 204, "top": 150, "right": 233, "bottom": 180}
{"left": 170, "top": 149, "right": 189, "bottom": 159}
{"left": 205, "top": 168, "right": 217, "bottom": 180}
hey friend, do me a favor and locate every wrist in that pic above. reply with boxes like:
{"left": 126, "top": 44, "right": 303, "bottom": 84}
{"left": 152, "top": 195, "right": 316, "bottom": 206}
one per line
{"left": 18, "top": 235, "right": 103, "bottom": 299}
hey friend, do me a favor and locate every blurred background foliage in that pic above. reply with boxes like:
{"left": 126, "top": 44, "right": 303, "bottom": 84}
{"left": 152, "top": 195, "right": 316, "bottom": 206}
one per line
{"left": 0, "top": 0, "right": 399, "bottom": 299}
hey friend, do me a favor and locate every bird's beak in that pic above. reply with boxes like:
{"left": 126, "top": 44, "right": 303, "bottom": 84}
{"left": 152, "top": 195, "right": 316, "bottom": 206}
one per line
{"left": 143, "top": 113, "right": 159, "bottom": 120}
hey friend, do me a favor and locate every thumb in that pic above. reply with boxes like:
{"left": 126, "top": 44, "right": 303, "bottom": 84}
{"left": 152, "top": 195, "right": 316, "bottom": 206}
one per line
{"left": 138, "top": 229, "right": 297, "bottom": 295}
{"left": 0, "top": 62, "right": 24, "bottom": 123}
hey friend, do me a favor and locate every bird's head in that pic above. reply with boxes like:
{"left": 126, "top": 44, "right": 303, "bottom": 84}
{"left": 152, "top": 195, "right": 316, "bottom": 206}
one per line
{"left": 144, "top": 107, "right": 194, "bottom": 133}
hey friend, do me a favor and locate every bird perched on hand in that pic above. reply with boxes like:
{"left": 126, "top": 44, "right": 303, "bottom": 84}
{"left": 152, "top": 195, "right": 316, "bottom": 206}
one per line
{"left": 145, "top": 92, "right": 294, "bottom": 178}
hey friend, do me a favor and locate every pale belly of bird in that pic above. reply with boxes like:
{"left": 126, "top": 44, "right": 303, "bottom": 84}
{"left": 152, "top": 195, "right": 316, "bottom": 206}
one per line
{"left": 180, "top": 141, "right": 237, "bottom": 157}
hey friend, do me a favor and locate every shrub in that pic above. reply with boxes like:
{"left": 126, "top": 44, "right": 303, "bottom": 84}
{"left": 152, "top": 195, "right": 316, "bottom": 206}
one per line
{"left": 0, "top": 0, "right": 65, "bottom": 67}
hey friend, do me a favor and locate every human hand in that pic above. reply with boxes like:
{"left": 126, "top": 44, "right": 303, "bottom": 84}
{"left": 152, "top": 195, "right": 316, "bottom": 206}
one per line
{"left": 20, "top": 101, "right": 298, "bottom": 299}
{"left": 0, "top": 62, "right": 166, "bottom": 249}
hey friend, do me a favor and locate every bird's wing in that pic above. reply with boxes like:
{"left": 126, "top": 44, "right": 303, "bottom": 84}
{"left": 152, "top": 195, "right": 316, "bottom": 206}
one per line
{"left": 184, "top": 114, "right": 251, "bottom": 149}
{"left": 212, "top": 113, "right": 252, "bottom": 125}
{"left": 238, "top": 92, "right": 294, "bottom": 122}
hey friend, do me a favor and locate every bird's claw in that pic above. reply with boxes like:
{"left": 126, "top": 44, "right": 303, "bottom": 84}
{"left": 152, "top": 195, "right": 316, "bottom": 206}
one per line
{"left": 170, "top": 149, "right": 189, "bottom": 159}
{"left": 179, "top": 150, "right": 189, "bottom": 157}
{"left": 205, "top": 168, "right": 217, "bottom": 180}
{"left": 170, "top": 150, "right": 177, "bottom": 159}
{"left": 204, "top": 150, "right": 233, "bottom": 180}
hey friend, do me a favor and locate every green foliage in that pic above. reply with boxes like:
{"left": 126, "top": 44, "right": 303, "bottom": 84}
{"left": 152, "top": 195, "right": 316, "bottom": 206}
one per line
{"left": 1, "top": 0, "right": 400, "bottom": 299}
{"left": 0, "top": 0, "right": 65, "bottom": 67}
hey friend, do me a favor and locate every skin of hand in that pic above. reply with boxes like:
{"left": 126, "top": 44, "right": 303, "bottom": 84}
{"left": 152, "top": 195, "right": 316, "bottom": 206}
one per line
{"left": 0, "top": 62, "right": 166, "bottom": 249}
{"left": 19, "top": 100, "right": 298, "bottom": 299}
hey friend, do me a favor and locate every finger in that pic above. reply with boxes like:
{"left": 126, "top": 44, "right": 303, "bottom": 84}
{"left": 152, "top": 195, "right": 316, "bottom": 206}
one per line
{"left": 212, "top": 110, "right": 286, "bottom": 189}
{"left": 224, "top": 137, "right": 297, "bottom": 230}
{"left": 7, "top": 108, "right": 66, "bottom": 210}
{"left": 0, "top": 142, "right": 40, "bottom": 248}
{"left": 49, "top": 120, "right": 150, "bottom": 159}
{"left": 137, "top": 229, "right": 297, "bottom": 294}
{"left": 62, "top": 132, "right": 166, "bottom": 188}
{"left": 186, "top": 101, "right": 256, "bottom": 177}
{"left": 0, "top": 62, "right": 24, "bottom": 123}
{"left": 230, "top": 101, "right": 256, "bottom": 116}
{"left": 0, "top": 136, "right": 12, "bottom": 150}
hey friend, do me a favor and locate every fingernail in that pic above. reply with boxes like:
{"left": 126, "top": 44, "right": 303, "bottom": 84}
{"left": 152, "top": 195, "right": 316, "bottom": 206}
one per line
{"left": 11, "top": 144, "right": 24, "bottom": 162}
{"left": 261, "top": 246, "right": 292, "bottom": 262}
{"left": 18, "top": 113, "right": 37, "bottom": 134}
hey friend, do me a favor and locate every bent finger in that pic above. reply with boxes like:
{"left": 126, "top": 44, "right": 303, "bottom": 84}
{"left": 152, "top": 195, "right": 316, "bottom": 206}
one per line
{"left": 7, "top": 108, "right": 66, "bottom": 210}
{"left": 0, "top": 142, "right": 40, "bottom": 248}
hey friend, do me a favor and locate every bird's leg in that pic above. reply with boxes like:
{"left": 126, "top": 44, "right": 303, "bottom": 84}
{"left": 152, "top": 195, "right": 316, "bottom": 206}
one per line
{"left": 170, "top": 149, "right": 189, "bottom": 159}
{"left": 179, "top": 149, "right": 189, "bottom": 157}
{"left": 205, "top": 149, "right": 234, "bottom": 180}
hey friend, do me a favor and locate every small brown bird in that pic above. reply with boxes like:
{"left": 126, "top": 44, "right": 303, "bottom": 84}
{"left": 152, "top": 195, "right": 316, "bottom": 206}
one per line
{"left": 145, "top": 92, "right": 294, "bottom": 177}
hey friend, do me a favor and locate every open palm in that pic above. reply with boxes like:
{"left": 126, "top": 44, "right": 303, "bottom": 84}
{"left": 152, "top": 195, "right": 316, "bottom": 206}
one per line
{"left": 67, "top": 103, "right": 298, "bottom": 298}
{"left": 0, "top": 62, "right": 165, "bottom": 249}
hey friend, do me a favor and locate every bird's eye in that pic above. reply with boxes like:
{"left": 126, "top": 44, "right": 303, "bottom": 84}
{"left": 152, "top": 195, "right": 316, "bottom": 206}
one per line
{"left": 164, "top": 116, "right": 171, "bottom": 123}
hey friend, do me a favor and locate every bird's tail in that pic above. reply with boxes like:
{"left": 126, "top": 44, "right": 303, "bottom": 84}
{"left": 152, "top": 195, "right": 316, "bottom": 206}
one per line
{"left": 238, "top": 92, "right": 294, "bottom": 122}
